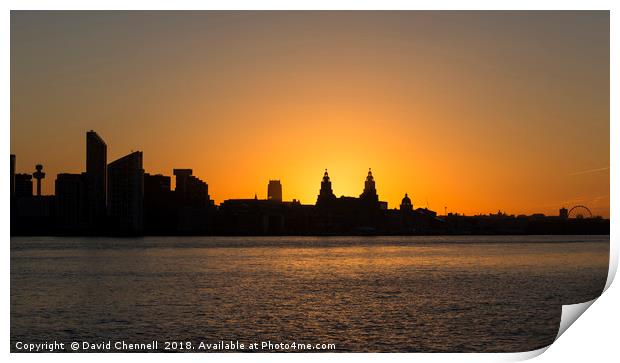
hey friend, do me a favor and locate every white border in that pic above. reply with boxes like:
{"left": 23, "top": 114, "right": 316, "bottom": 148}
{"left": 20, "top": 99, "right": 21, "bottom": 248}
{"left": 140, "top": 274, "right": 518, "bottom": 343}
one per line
{"left": 3, "top": 1, "right": 618, "bottom": 362}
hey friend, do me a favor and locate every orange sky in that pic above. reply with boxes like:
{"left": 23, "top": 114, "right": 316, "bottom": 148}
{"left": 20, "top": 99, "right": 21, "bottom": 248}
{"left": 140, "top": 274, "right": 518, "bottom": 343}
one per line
{"left": 10, "top": 11, "right": 610, "bottom": 217}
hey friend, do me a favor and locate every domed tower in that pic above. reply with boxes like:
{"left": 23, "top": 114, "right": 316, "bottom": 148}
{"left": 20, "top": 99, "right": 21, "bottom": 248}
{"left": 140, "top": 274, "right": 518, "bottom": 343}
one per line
{"left": 316, "top": 169, "right": 336, "bottom": 206}
{"left": 400, "top": 193, "right": 413, "bottom": 211}
{"left": 360, "top": 168, "right": 379, "bottom": 203}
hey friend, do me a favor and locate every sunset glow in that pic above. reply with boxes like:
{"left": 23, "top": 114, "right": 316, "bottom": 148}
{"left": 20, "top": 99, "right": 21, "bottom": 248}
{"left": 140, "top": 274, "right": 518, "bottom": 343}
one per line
{"left": 10, "top": 11, "right": 610, "bottom": 217}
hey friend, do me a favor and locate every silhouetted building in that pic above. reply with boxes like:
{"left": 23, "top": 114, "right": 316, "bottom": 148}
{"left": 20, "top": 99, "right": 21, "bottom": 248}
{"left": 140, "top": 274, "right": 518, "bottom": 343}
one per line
{"left": 55, "top": 173, "right": 87, "bottom": 232}
{"left": 86, "top": 131, "right": 107, "bottom": 229}
{"left": 415, "top": 207, "right": 437, "bottom": 218}
{"left": 360, "top": 168, "right": 379, "bottom": 204}
{"left": 10, "top": 154, "right": 15, "bottom": 198}
{"left": 173, "top": 169, "right": 211, "bottom": 207}
{"left": 13, "top": 195, "right": 56, "bottom": 234}
{"left": 173, "top": 169, "right": 192, "bottom": 194}
{"left": 317, "top": 169, "right": 336, "bottom": 207}
{"left": 171, "top": 169, "right": 213, "bottom": 233}
{"left": 32, "top": 164, "right": 45, "bottom": 196}
{"left": 107, "top": 151, "right": 143, "bottom": 234}
{"left": 400, "top": 193, "right": 413, "bottom": 211}
{"left": 11, "top": 160, "right": 56, "bottom": 234}
{"left": 144, "top": 173, "right": 177, "bottom": 234}
{"left": 7, "top": 130, "right": 611, "bottom": 237}
{"left": 14, "top": 173, "right": 33, "bottom": 198}
{"left": 10, "top": 154, "right": 16, "bottom": 224}
{"left": 218, "top": 192, "right": 318, "bottom": 235}
{"left": 314, "top": 169, "right": 389, "bottom": 233}
{"left": 267, "top": 180, "right": 282, "bottom": 202}
{"left": 145, "top": 173, "right": 171, "bottom": 196}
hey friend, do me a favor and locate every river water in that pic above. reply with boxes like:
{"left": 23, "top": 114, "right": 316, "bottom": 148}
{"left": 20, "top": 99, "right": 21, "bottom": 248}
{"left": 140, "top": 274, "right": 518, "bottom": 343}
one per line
{"left": 10, "top": 235, "right": 609, "bottom": 352}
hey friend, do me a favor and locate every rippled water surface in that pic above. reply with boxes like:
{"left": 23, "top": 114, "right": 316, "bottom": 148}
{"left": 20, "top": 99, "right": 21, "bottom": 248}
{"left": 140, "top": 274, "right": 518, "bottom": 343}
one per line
{"left": 11, "top": 235, "right": 609, "bottom": 352}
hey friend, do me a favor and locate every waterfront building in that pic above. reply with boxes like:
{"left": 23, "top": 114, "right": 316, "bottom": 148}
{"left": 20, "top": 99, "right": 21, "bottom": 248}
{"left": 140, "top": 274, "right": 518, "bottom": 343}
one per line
{"left": 316, "top": 169, "right": 336, "bottom": 207}
{"left": 173, "top": 169, "right": 211, "bottom": 207}
{"left": 360, "top": 168, "right": 379, "bottom": 204}
{"left": 14, "top": 173, "right": 33, "bottom": 198}
{"left": 86, "top": 131, "right": 107, "bottom": 228}
{"left": 267, "top": 180, "right": 282, "bottom": 202}
{"left": 108, "top": 151, "right": 144, "bottom": 234}
{"left": 55, "top": 173, "right": 87, "bottom": 231}
{"left": 400, "top": 193, "right": 413, "bottom": 212}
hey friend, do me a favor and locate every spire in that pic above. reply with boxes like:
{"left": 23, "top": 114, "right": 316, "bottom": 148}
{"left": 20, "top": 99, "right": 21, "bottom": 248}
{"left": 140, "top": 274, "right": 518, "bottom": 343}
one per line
{"left": 360, "top": 168, "right": 378, "bottom": 201}
{"left": 366, "top": 168, "right": 374, "bottom": 182}
{"left": 317, "top": 168, "right": 335, "bottom": 205}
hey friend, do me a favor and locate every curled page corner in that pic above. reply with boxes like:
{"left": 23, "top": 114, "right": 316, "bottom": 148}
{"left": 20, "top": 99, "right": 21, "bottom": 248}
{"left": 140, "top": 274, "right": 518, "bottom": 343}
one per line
{"left": 502, "top": 346, "right": 550, "bottom": 361}
{"left": 555, "top": 299, "right": 597, "bottom": 341}
{"left": 508, "top": 300, "right": 598, "bottom": 362}
{"left": 604, "top": 237, "right": 618, "bottom": 291}
{"left": 516, "top": 238, "right": 613, "bottom": 360}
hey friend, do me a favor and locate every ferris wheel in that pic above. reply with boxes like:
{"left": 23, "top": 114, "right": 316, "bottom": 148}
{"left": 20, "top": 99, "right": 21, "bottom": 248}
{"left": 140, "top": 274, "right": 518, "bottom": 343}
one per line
{"left": 568, "top": 205, "right": 593, "bottom": 219}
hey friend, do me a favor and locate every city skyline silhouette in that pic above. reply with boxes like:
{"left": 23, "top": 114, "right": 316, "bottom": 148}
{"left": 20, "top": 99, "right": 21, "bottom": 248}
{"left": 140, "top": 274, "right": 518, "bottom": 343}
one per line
{"left": 10, "top": 128, "right": 609, "bottom": 219}
{"left": 10, "top": 11, "right": 610, "bottom": 218}
{"left": 10, "top": 129, "right": 609, "bottom": 236}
